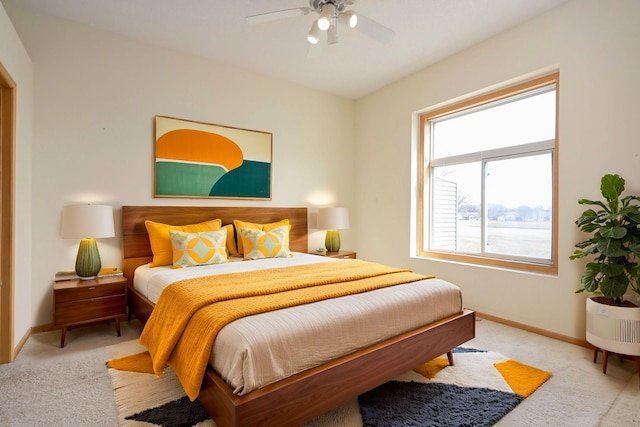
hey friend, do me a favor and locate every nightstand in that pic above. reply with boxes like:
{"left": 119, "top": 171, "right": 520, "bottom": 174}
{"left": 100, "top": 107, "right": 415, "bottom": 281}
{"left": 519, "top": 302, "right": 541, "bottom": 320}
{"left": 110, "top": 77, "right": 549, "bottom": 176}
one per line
{"left": 311, "top": 250, "right": 356, "bottom": 259}
{"left": 53, "top": 276, "right": 127, "bottom": 348}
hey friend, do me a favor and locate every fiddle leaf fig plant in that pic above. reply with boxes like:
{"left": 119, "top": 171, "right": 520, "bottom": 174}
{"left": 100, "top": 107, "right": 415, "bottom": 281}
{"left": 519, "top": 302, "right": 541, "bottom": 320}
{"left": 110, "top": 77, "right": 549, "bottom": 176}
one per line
{"left": 570, "top": 174, "right": 640, "bottom": 305}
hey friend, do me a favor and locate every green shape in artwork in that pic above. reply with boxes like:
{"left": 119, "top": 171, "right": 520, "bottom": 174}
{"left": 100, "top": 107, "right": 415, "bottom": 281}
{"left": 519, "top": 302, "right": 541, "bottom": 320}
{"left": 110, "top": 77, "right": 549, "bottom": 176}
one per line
{"left": 210, "top": 160, "right": 271, "bottom": 198}
{"left": 156, "top": 162, "right": 226, "bottom": 196}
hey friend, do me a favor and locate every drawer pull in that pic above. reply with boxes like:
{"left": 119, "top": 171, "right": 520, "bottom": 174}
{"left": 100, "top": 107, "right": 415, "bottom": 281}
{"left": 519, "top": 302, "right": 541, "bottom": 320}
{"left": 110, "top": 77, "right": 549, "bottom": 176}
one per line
{"left": 88, "top": 287, "right": 96, "bottom": 290}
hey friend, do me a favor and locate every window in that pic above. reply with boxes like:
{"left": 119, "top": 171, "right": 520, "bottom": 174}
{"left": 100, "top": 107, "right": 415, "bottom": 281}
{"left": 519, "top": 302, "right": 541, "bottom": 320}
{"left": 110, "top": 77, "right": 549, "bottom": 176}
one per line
{"left": 418, "top": 73, "right": 558, "bottom": 273}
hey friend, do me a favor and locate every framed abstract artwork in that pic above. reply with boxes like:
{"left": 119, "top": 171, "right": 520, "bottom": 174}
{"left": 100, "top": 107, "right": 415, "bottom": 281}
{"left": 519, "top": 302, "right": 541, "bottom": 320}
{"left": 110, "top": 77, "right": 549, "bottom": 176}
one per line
{"left": 154, "top": 116, "right": 272, "bottom": 200}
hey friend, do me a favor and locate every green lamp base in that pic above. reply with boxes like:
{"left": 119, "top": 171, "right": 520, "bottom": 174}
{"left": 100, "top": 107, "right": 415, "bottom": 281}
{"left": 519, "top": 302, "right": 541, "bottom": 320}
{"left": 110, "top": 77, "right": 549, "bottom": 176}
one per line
{"left": 325, "top": 229, "right": 341, "bottom": 252}
{"left": 75, "top": 238, "right": 102, "bottom": 279}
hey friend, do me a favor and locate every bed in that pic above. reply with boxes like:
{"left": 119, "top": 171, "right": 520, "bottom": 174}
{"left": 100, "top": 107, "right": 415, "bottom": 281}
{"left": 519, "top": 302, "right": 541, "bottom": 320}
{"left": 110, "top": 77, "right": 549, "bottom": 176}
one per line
{"left": 122, "top": 205, "right": 475, "bottom": 427}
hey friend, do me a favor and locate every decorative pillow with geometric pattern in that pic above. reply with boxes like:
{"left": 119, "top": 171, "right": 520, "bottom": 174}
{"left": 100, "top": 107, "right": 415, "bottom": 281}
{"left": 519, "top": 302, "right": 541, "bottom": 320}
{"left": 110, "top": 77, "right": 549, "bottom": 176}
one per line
{"left": 233, "top": 219, "right": 290, "bottom": 256}
{"left": 145, "top": 218, "right": 222, "bottom": 267}
{"left": 237, "top": 225, "right": 292, "bottom": 260}
{"left": 169, "top": 228, "right": 228, "bottom": 268}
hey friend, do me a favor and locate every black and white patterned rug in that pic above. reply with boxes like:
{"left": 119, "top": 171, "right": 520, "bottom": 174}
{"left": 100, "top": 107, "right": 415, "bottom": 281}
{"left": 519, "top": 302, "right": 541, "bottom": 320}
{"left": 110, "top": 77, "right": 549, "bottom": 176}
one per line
{"left": 107, "top": 341, "right": 550, "bottom": 427}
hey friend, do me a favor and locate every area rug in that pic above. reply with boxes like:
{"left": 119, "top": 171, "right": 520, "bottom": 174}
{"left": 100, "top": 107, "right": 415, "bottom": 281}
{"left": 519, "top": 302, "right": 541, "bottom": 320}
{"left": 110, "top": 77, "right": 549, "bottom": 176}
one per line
{"left": 106, "top": 340, "right": 551, "bottom": 426}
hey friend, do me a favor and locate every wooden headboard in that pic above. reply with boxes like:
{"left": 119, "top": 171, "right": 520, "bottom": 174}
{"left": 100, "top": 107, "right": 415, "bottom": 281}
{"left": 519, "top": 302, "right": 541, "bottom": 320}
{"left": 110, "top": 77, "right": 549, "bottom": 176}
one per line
{"left": 121, "top": 206, "right": 308, "bottom": 286}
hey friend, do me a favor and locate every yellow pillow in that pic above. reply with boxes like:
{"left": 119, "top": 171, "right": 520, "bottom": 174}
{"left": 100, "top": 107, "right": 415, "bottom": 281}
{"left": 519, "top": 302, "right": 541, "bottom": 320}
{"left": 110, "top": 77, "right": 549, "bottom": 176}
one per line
{"left": 233, "top": 219, "right": 290, "bottom": 255}
{"left": 169, "top": 229, "right": 228, "bottom": 268}
{"left": 145, "top": 219, "right": 222, "bottom": 267}
{"left": 238, "top": 225, "right": 292, "bottom": 260}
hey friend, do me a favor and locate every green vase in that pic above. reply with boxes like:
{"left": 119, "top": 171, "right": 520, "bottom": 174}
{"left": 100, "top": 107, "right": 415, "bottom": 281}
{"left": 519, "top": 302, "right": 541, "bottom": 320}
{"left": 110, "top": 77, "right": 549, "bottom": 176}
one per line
{"left": 325, "top": 230, "right": 341, "bottom": 252}
{"left": 75, "top": 238, "right": 102, "bottom": 278}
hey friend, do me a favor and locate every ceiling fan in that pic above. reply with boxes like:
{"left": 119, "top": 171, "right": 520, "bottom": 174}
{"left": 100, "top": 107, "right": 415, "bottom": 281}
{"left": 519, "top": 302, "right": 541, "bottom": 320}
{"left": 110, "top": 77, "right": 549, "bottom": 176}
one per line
{"left": 246, "top": 0, "right": 395, "bottom": 45}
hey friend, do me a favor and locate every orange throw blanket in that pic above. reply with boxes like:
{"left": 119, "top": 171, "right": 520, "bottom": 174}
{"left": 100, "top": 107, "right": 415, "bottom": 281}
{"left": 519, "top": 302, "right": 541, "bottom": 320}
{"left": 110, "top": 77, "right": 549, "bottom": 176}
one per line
{"left": 138, "top": 259, "right": 433, "bottom": 400}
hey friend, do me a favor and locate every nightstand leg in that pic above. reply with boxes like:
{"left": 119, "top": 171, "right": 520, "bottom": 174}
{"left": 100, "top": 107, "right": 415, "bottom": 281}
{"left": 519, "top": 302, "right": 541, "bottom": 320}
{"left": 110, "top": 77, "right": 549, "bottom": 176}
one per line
{"left": 60, "top": 327, "right": 67, "bottom": 348}
{"left": 115, "top": 317, "right": 121, "bottom": 337}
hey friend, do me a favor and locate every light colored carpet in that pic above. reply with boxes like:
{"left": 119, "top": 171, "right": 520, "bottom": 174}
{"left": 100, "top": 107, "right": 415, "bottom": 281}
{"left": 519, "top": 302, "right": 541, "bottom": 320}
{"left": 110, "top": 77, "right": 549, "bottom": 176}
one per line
{"left": 0, "top": 318, "right": 638, "bottom": 426}
{"left": 475, "top": 319, "right": 640, "bottom": 427}
{"left": 0, "top": 321, "right": 142, "bottom": 426}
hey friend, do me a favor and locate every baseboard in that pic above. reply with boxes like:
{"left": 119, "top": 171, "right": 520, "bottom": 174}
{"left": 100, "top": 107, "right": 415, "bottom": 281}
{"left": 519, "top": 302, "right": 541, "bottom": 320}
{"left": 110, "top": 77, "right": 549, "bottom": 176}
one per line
{"left": 30, "top": 322, "right": 55, "bottom": 334}
{"left": 11, "top": 327, "right": 31, "bottom": 360}
{"left": 475, "top": 311, "right": 592, "bottom": 349}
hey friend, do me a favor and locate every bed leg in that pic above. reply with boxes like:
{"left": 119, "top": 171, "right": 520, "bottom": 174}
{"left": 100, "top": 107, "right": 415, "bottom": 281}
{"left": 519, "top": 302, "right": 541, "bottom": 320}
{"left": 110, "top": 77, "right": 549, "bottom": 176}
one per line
{"left": 446, "top": 351, "right": 454, "bottom": 366}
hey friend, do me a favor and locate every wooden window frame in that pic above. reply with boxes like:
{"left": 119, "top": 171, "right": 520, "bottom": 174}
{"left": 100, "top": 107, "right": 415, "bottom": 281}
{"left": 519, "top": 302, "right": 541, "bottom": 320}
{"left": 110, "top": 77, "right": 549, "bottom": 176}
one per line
{"left": 417, "top": 73, "right": 559, "bottom": 274}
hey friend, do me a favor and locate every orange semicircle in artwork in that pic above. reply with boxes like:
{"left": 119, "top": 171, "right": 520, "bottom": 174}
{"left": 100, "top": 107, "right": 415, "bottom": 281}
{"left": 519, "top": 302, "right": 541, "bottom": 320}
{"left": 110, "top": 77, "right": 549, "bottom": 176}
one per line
{"left": 156, "top": 129, "right": 243, "bottom": 171}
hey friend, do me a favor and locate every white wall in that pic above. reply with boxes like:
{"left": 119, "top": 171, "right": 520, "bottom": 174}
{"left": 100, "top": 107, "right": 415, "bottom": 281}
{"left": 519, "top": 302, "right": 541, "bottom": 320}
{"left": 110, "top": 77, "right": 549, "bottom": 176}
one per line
{"left": 6, "top": 0, "right": 640, "bottom": 340}
{"left": 355, "top": 0, "right": 640, "bottom": 340}
{"left": 0, "top": 2, "right": 33, "bottom": 348}
{"left": 4, "top": 5, "right": 356, "bottom": 328}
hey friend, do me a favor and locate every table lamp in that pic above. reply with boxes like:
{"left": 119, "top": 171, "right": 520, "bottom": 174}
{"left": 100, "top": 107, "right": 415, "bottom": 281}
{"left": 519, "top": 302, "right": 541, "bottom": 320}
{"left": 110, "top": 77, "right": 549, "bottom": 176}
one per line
{"left": 61, "top": 204, "right": 115, "bottom": 279}
{"left": 317, "top": 207, "right": 350, "bottom": 252}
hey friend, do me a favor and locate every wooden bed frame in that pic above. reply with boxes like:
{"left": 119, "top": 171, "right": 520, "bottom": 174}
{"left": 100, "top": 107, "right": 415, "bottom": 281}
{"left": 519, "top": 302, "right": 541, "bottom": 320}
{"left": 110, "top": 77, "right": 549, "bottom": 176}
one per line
{"left": 122, "top": 205, "right": 476, "bottom": 427}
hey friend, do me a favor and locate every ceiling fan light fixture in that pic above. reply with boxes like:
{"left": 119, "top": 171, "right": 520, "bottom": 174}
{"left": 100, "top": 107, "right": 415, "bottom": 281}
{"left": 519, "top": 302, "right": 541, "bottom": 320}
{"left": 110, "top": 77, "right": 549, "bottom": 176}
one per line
{"left": 317, "top": 3, "right": 335, "bottom": 31}
{"left": 339, "top": 10, "right": 358, "bottom": 29}
{"left": 328, "top": 21, "right": 339, "bottom": 44}
{"left": 307, "top": 19, "right": 320, "bottom": 44}
{"left": 247, "top": 0, "right": 395, "bottom": 47}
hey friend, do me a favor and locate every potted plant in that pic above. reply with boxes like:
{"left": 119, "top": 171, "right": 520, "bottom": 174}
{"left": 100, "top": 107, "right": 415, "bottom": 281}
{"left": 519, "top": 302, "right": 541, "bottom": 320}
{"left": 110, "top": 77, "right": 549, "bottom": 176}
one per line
{"left": 570, "top": 173, "right": 640, "bottom": 357}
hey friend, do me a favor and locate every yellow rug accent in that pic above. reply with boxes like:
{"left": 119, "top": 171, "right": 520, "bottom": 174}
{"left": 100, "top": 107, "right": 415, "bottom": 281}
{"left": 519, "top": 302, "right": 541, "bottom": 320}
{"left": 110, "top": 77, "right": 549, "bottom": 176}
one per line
{"left": 413, "top": 356, "right": 451, "bottom": 379}
{"left": 107, "top": 351, "right": 154, "bottom": 374}
{"left": 494, "top": 359, "right": 552, "bottom": 397}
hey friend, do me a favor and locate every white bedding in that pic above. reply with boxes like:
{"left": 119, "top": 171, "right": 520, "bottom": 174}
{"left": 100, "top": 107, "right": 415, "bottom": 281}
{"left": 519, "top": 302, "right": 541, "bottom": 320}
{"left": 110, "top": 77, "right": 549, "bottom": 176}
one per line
{"left": 134, "top": 253, "right": 463, "bottom": 395}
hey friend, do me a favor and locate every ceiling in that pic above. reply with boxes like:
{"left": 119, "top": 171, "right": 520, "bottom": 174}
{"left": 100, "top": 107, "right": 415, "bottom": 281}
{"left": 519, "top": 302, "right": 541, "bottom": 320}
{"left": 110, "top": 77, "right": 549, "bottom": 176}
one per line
{"left": 5, "top": 0, "right": 569, "bottom": 99}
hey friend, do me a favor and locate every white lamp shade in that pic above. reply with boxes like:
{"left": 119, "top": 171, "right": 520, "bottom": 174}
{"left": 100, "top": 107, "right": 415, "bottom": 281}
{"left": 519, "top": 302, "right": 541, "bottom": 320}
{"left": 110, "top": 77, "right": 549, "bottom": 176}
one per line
{"left": 317, "top": 3, "right": 335, "bottom": 31}
{"left": 328, "top": 21, "right": 339, "bottom": 44}
{"left": 339, "top": 11, "right": 358, "bottom": 28}
{"left": 61, "top": 204, "right": 115, "bottom": 239}
{"left": 307, "top": 19, "right": 320, "bottom": 44}
{"left": 317, "top": 207, "right": 350, "bottom": 230}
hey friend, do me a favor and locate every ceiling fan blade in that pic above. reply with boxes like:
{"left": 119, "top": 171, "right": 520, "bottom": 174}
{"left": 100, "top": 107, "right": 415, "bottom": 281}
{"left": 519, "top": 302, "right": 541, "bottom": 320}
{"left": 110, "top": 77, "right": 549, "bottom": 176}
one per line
{"left": 354, "top": 13, "right": 395, "bottom": 44}
{"left": 246, "top": 7, "right": 312, "bottom": 25}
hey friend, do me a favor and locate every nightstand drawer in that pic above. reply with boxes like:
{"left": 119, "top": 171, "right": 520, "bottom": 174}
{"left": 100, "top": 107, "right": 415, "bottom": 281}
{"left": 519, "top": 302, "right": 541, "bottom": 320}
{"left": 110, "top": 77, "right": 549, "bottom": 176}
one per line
{"left": 55, "top": 282, "right": 124, "bottom": 303}
{"left": 55, "top": 294, "right": 126, "bottom": 326}
{"left": 333, "top": 252, "right": 356, "bottom": 259}
{"left": 53, "top": 275, "right": 127, "bottom": 348}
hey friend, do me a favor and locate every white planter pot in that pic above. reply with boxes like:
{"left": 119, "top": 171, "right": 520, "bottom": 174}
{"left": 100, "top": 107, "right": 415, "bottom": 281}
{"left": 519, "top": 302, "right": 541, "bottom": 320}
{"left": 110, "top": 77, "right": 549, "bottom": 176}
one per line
{"left": 586, "top": 297, "right": 640, "bottom": 356}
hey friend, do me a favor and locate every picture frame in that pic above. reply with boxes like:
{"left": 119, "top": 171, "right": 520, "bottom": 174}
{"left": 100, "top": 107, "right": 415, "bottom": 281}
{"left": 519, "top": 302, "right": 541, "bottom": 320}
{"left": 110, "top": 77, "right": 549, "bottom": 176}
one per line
{"left": 154, "top": 116, "right": 272, "bottom": 200}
